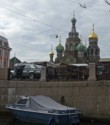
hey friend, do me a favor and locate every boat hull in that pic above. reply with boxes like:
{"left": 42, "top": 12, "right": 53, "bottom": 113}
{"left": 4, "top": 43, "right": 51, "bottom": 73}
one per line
{"left": 8, "top": 108, "right": 80, "bottom": 125}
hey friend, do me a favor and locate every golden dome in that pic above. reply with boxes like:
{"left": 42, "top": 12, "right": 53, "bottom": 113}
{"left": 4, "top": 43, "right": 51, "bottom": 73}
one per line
{"left": 89, "top": 31, "right": 98, "bottom": 39}
{"left": 89, "top": 24, "right": 98, "bottom": 39}
{"left": 49, "top": 50, "right": 54, "bottom": 55}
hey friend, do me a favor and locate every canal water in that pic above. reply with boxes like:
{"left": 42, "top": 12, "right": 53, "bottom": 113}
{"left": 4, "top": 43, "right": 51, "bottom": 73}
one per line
{"left": 0, "top": 114, "right": 110, "bottom": 125}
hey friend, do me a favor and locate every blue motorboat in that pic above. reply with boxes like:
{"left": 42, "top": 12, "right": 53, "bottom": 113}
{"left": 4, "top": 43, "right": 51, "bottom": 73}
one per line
{"left": 6, "top": 95, "right": 80, "bottom": 125}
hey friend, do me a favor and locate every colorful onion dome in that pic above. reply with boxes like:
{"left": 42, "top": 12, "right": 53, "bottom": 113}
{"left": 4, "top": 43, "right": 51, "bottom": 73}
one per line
{"left": 56, "top": 43, "right": 64, "bottom": 53}
{"left": 76, "top": 42, "right": 87, "bottom": 53}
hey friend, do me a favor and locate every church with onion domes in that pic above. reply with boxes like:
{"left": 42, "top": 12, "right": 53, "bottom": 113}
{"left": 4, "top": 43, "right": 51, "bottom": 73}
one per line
{"left": 53, "top": 15, "right": 100, "bottom": 64}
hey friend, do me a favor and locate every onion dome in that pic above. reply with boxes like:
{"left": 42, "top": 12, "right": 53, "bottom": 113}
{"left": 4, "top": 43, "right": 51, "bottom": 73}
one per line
{"left": 56, "top": 36, "right": 64, "bottom": 53}
{"left": 76, "top": 42, "right": 87, "bottom": 53}
{"left": 49, "top": 44, "right": 54, "bottom": 55}
{"left": 71, "top": 16, "right": 76, "bottom": 25}
{"left": 49, "top": 51, "right": 54, "bottom": 62}
{"left": 49, "top": 49, "right": 54, "bottom": 55}
{"left": 56, "top": 43, "right": 64, "bottom": 53}
{"left": 89, "top": 24, "right": 98, "bottom": 40}
{"left": 89, "top": 31, "right": 98, "bottom": 40}
{"left": 71, "top": 11, "right": 76, "bottom": 24}
{"left": 49, "top": 46, "right": 54, "bottom": 62}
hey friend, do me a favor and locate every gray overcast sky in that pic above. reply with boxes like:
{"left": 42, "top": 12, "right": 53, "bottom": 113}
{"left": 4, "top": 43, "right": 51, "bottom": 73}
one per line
{"left": 0, "top": 0, "right": 110, "bottom": 62}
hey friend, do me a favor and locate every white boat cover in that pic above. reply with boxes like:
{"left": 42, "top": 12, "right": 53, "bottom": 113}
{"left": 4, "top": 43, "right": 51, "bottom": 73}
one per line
{"left": 29, "top": 95, "right": 75, "bottom": 111}
{"left": 69, "top": 64, "right": 88, "bottom": 67}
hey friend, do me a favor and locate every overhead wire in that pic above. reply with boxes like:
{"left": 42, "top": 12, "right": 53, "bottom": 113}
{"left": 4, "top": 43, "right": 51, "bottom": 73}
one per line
{"left": 0, "top": 1, "right": 109, "bottom": 60}
{"left": 0, "top": 1, "right": 110, "bottom": 46}
{"left": 0, "top": 0, "right": 106, "bottom": 37}
{"left": 0, "top": 1, "right": 60, "bottom": 30}
{"left": 0, "top": 4, "right": 68, "bottom": 34}
{"left": 0, "top": 0, "right": 87, "bottom": 36}
{"left": 0, "top": 0, "right": 108, "bottom": 31}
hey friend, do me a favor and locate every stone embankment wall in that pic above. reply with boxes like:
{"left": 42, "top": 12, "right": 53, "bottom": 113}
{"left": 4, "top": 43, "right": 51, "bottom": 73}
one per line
{"left": 0, "top": 80, "right": 110, "bottom": 119}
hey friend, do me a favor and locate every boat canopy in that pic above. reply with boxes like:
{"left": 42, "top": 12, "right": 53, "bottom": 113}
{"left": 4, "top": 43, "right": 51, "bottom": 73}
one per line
{"left": 29, "top": 95, "right": 75, "bottom": 111}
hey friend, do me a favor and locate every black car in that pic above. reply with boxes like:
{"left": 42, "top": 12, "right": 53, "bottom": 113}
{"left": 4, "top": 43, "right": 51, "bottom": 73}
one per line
{"left": 14, "top": 63, "right": 42, "bottom": 80}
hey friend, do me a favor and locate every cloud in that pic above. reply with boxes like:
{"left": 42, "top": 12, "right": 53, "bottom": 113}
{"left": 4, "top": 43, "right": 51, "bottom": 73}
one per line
{"left": 0, "top": 0, "right": 110, "bottom": 62}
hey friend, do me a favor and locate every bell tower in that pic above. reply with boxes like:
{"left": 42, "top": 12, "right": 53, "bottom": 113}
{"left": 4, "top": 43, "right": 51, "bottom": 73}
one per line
{"left": 87, "top": 24, "right": 100, "bottom": 63}
{"left": 63, "top": 12, "right": 80, "bottom": 64}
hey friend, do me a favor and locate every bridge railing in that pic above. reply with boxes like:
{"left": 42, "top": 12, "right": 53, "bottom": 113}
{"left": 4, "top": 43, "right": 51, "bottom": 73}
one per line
{"left": 96, "top": 63, "right": 110, "bottom": 80}
{"left": 46, "top": 65, "right": 89, "bottom": 81}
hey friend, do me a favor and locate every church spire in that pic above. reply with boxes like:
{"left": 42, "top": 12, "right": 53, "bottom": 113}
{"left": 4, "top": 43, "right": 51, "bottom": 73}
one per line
{"left": 92, "top": 23, "right": 94, "bottom": 32}
{"left": 68, "top": 11, "right": 79, "bottom": 38}
{"left": 49, "top": 44, "right": 54, "bottom": 62}
{"left": 71, "top": 11, "right": 77, "bottom": 33}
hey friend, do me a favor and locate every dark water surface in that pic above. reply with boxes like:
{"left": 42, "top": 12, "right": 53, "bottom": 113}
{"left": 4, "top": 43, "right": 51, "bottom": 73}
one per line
{"left": 0, "top": 115, "right": 110, "bottom": 125}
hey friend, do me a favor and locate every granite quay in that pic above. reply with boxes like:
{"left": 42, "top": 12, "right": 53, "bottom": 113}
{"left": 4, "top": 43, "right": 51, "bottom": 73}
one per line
{"left": 0, "top": 80, "right": 110, "bottom": 121}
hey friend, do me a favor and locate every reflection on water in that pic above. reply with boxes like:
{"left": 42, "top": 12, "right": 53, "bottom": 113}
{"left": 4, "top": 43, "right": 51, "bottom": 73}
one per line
{"left": 0, "top": 115, "right": 110, "bottom": 125}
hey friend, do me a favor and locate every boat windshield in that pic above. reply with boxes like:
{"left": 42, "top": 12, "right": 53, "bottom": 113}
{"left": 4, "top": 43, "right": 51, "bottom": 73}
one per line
{"left": 17, "top": 99, "right": 28, "bottom": 104}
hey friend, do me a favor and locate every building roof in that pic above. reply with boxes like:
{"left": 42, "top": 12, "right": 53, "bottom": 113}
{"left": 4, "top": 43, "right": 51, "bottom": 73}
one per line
{"left": 10, "top": 56, "right": 21, "bottom": 64}
{"left": 0, "top": 35, "right": 12, "bottom": 50}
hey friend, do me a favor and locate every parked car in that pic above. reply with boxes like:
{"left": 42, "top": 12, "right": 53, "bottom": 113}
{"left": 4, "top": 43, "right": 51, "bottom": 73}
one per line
{"left": 10, "top": 69, "right": 15, "bottom": 79}
{"left": 11, "top": 63, "right": 42, "bottom": 80}
{"left": 9, "top": 63, "right": 20, "bottom": 79}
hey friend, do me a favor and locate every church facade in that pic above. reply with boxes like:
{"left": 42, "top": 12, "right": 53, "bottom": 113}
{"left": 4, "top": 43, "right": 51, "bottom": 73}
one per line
{"left": 55, "top": 15, "right": 100, "bottom": 64}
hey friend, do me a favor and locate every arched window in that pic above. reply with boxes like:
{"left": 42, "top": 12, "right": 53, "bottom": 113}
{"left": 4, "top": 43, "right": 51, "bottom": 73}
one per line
{"left": 70, "top": 43, "right": 74, "bottom": 51}
{"left": 95, "top": 49, "right": 98, "bottom": 55}
{"left": 91, "top": 49, "right": 94, "bottom": 55}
